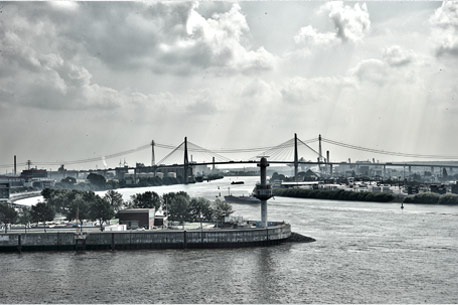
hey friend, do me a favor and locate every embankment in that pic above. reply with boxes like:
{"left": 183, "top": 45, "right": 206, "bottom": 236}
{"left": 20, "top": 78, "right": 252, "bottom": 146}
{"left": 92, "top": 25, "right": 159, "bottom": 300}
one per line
{"left": 0, "top": 222, "right": 298, "bottom": 252}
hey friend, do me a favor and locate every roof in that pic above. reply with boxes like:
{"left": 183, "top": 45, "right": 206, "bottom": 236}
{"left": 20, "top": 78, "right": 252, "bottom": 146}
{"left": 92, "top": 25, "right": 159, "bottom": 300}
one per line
{"left": 118, "top": 208, "right": 154, "bottom": 214}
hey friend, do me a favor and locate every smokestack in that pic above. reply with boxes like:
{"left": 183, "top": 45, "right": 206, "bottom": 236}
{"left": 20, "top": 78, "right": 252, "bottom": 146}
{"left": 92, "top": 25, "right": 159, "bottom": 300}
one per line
{"left": 372, "top": 158, "right": 375, "bottom": 163}
{"left": 14, "top": 155, "right": 17, "bottom": 176}
{"left": 348, "top": 158, "right": 351, "bottom": 163}
{"left": 326, "top": 151, "right": 330, "bottom": 163}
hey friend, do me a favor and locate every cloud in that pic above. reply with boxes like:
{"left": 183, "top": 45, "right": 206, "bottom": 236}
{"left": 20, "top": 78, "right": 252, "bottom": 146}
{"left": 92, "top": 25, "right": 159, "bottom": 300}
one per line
{"left": 382, "top": 45, "right": 415, "bottom": 67}
{"left": 350, "top": 59, "right": 388, "bottom": 84}
{"left": 1, "top": 2, "right": 275, "bottom": 76}
{"left": 429, "top": 1, "right": 458, "bottom": 57}
{"left": 320, "top": 1, "right": 370, "bottom": 43}
{"left": 294, "top": 25, "right": 339, "bottom": 47}
{"left": 293, "top": 1, "right": 370, "bottom": 50}
{"left": 0, "top": 2, "right": 276, "bottom": 111}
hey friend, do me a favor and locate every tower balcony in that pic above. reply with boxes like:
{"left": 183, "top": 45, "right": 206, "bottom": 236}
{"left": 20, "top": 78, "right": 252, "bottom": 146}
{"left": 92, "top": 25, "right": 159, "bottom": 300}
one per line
{"left": 253, "top": 183, "right": 273, "bottom": 200}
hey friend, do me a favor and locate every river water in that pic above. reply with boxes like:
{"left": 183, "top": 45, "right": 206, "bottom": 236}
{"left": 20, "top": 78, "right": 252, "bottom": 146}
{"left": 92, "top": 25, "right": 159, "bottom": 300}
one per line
{"left": 4, "top": 177, "right": 458, "bottom": 303}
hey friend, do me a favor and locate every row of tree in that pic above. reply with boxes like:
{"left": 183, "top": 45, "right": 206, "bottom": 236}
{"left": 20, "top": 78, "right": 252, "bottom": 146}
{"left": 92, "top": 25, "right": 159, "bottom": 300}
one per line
{"left": 0, "top": 189, "right": 234, "bottom": 233}
{"left": 54, "top": 173, "right": 187, "bottom": 192}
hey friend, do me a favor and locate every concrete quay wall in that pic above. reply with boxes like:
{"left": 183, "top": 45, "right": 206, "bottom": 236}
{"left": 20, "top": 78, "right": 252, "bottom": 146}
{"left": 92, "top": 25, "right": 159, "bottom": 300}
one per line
{"left": 0, "top": 223, "right": 291, "bottom": 252}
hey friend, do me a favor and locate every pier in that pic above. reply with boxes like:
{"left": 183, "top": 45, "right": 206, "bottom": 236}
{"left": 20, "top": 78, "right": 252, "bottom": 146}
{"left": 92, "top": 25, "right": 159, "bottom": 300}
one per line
{"left": 0, "top": 221, "right": 291, "bottom": 252}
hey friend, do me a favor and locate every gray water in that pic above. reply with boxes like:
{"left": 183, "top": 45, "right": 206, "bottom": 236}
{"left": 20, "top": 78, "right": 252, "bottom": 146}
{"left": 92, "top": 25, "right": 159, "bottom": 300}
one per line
{"left": 3, "top": 177, "right": 458, "bottom": 303}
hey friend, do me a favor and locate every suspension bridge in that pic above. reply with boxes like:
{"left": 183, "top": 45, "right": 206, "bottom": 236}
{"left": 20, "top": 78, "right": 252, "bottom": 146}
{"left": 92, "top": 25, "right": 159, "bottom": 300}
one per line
{"left": 3, "top": 133, "right": 458, "bottom": 183}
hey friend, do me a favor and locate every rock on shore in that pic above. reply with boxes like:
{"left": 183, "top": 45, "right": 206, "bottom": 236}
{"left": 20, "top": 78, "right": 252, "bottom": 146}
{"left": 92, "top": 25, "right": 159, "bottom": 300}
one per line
{"left": 286, "top": 232, "right": 316, "bottom": 243}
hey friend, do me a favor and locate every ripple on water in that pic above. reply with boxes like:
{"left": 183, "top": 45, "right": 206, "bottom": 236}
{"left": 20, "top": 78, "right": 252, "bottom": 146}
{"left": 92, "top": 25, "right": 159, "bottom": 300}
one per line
{"left": 2, "top": 180, "right": 458, "bottom": 303}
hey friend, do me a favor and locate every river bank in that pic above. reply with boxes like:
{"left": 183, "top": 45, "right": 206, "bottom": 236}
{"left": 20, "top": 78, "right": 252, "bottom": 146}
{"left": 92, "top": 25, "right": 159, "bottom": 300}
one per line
{"left": 273, "top": 187, "right": 458, "bottom": 205}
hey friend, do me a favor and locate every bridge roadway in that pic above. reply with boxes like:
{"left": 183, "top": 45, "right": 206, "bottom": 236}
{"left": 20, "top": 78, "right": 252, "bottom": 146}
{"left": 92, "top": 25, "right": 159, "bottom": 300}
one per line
{"left": 77, "top": 160, "right": 458, "bottom": 174}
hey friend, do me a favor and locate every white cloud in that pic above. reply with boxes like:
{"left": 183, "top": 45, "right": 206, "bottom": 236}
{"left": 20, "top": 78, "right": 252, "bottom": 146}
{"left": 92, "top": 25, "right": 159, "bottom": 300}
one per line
{"left": 382, "top": 45, "right": 415, "bottom": 67}
{"left": 430, "top": 1, "right": 458, "bottom": 56}
{"left": 294, "top": 25, "right": 339, "bottom": 47}
{"left": 293, "top": 1, "right": 370, "bottom": 52}
{"left": 320, "top": 1, "right": 370, "bottom": 43}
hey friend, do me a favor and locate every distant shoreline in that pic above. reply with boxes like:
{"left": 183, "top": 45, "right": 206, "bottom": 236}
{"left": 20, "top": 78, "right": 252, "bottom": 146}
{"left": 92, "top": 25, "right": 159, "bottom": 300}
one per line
{"left": 273, "top": 188, "right": 458, "bottom": 205}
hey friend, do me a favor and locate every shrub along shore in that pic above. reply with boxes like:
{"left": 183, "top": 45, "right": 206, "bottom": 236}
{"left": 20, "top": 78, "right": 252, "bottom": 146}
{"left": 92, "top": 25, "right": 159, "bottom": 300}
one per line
{"left": 273, "top": 188, "right": 394, "bottom": 203}
{"left": 273, "top": 188, "right": 458, "bottom": 205}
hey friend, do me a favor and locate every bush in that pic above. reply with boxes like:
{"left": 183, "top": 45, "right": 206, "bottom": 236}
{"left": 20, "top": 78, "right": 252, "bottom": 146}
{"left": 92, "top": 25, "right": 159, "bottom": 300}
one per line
{"left": 404, "top": 192, "right": 440, "bottom": 204}
{"left": 273, "top": 188, "right": 394, "bottom": 202}
{"left": 438, "top": 194, "right": 458, "bottom": 205}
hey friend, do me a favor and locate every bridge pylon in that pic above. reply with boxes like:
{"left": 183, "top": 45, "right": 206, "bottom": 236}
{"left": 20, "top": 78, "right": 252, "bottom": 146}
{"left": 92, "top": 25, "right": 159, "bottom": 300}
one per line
{"left": 184, "top": 137, "right": 189, "bottom": 184}
{"left": 294, "top": 133, "right": 298, "bottom": 182}
{"left": 151, "top": 140, "right": 155, "bottom": 166}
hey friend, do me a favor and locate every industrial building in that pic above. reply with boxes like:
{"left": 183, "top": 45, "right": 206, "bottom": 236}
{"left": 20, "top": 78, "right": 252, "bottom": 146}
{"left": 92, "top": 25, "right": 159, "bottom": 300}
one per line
{"left": 118, "top": 209, "right": 155, "bottom": 230}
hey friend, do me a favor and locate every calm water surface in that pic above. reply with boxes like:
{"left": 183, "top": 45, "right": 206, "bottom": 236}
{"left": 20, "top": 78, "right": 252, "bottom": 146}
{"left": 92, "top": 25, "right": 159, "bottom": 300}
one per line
{"left": 4, "top": 177, "right": 458, "bottom": 303}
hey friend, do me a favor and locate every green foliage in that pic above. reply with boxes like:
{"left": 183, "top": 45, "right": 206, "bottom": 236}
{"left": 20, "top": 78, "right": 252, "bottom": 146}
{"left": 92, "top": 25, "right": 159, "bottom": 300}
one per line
{"left": 105, "top": 179, "right": 120, "bottom": 190}
{"left": 61, "top": 176, "right": 76, "bottom": 185}
{"left": 403, "top": 192, "right": 458, "bottom": 205}
{"left": 0, "top": 202, "right": 18, "bottom": 233}
{"left": 167, "top": 193, "right": 191, "bottom": 225}
{"left": 130, "top": 191, "right": 161, "bottom": 210}
{"left": 273, "top": 188, "right": 394, "bottom": 203}
{"left": 438, "top": 194, "right": 458, "bottom": 205}
{"left": 42, "top": 188, "right": 80, "bottom": 213}
{"left": 87, "top": 173, "right": 106, "bottom": 189}
{"left": 31, "top": 202, "right": 56, "bottom": 224}
{"left": 104, "top": 190, "right": 124, "bottom": 212}
{"left": 18, "top": 207, "right": 32, "bottom": 231}
{"left": 189, "top": 197, "right": 213, "bottom": 222}
{"left": 404, "top": 192, "right": 440, "bottom": 204}
{"left": 212, "top": 199, "right": 234, "bottom": 222}
{"left": 65, "top": 194, "right": 91, "bottom": 223}
{"left": 89, "top": 196, "right": 115, "bottom": 231}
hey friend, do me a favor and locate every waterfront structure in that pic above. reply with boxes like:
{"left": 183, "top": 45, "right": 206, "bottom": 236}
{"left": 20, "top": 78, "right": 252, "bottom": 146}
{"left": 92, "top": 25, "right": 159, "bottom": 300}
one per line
{"left": 0, "top": 183, "right": 10, "bottom": 202}
{"left": 118, "top": 209, "right": 155, "bottom": 230}
{"left": 0, "top": 221, "right": 291, "bottom": 252}
{"left": 253, "top": 157, "right": 273, "bottom": 227}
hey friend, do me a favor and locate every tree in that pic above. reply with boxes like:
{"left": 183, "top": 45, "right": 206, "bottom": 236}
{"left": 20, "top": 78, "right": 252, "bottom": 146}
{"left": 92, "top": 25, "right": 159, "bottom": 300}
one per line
{"left": 189, "top": 197, "right": 213, "bottom": 222}
{"left": 65, "top": 193, "right": 91, "bottom": 228}
{"left": 87, "top": 173, "right": 106, "bottom": 189}
{"left": 131, "top": 191, "right": 161, "bottom": 210}
{"left": 18, "top": 206, "right": 33, "bottom": 233}
{"left": 104, "top": 190, "right": 124, "bottom": 213}
{"left": 167, "top": 194, "right": 191, "bottom": 228}
{"left": 31, "top": 202, "right": 55, "bottom": 230}
{"left": 61, "top": 176, "right": 77, "bottom": 186}
{"left": 0, "top": 202, "right": 18, "bottom": 233}
{"left": 89, "top": 196, "right": 115, "bottom": 231}
{"left": 212, "top": 199, "right": 233, "bottom": 224}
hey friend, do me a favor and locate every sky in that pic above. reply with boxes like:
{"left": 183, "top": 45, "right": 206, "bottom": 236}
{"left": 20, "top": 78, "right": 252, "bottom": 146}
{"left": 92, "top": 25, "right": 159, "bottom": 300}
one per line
{"left": 1, "top": 1, "right": 458, "bottom": 171}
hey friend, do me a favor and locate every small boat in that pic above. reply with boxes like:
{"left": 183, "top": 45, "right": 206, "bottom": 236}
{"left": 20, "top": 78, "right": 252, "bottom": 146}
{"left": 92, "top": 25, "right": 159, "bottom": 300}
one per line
{"left": 224, "top": 186, "right": 260, "bottom": 204}
{"left": 231, "top": 181, "right": 244, "bottom": 185}
{"left": 224, "top": 195, "right": 260, "bottom": 204}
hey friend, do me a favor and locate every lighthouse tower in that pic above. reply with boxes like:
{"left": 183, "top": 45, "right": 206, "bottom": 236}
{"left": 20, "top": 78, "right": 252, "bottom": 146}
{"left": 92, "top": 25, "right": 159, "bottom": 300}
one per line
{"left": 253, "top": 157, "right": 273, "bottom": 227}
